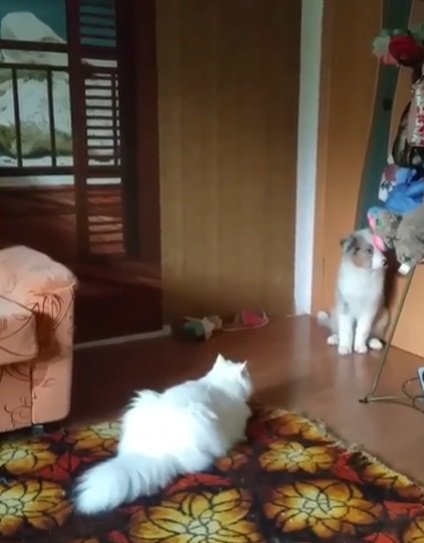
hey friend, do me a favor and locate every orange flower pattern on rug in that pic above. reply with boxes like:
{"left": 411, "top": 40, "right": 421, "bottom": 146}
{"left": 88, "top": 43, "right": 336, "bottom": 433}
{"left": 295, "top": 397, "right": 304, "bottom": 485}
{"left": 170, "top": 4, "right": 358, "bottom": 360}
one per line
{"left": 0, "top": 480, "right": 69, "bottom": 537}
{"left": 403, "top": 516, "right": 424, "bottom": 543}
{"left": 0, "top": 409, "right": 423, "bottom": 542}
{"left": 0, "top": 440, "right": 56, "bottom": 475}
{"left": 130, "top": 489, "right": 262, "bottom": 543}
{"left": 259, "top": 440, "right": 336, "bottom": 473}
{"left": 264, "top": 480, "right": 383, "bottom": 538}
{"left": 65, "top": 422, "right": 120, "bottom": 458}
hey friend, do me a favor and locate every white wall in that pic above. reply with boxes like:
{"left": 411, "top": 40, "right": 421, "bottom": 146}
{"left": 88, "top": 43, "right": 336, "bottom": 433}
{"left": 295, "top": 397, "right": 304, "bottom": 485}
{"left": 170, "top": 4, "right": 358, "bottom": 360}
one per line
{"left": 294, "top": 0, "right": 324, "bottom": 314}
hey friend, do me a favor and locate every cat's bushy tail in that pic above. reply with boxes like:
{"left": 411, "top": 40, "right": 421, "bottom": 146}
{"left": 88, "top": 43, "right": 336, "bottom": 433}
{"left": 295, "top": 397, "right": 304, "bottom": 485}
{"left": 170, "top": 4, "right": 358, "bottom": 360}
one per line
{"left": 73, "top": 452, "right": 179, "bottom": 515}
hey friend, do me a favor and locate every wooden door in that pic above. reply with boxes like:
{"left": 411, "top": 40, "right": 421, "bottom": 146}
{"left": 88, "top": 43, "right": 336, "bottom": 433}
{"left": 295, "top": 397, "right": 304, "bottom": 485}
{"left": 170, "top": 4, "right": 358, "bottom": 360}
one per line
{"left": 156, "top": 0, "right": 300, "bottom": 319}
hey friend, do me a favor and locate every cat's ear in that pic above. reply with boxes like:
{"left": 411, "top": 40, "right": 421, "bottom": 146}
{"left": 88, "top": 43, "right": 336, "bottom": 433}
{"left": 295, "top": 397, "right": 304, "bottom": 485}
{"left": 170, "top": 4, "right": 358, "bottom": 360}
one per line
{"left": 214, "top": 353, "right": 226, "bottom": 366}
{"left": 240, "top": 361, "right": 248, "bottom": 376}
{"left": 340, "top": 234, "right": 357, "bottom": 253}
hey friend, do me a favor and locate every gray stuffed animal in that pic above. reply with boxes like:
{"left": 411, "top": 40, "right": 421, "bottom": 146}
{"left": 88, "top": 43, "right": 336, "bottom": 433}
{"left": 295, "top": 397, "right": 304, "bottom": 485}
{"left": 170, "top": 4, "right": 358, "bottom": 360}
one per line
{"left": 368, "top": 205, "right": 424, "bottom": 274}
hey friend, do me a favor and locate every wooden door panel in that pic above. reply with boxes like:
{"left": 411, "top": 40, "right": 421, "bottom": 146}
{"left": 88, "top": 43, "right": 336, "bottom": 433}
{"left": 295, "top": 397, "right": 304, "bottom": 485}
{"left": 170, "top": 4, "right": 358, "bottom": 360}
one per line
{"left": 156, "top": 0, "right": 300, "bottom": 319}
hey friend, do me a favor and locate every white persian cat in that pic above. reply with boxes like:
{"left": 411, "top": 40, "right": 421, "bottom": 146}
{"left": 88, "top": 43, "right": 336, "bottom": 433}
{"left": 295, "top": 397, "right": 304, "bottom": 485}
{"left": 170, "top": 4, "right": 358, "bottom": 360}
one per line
{"left": 73, "top": 354, "right": 253, "bottom": 515}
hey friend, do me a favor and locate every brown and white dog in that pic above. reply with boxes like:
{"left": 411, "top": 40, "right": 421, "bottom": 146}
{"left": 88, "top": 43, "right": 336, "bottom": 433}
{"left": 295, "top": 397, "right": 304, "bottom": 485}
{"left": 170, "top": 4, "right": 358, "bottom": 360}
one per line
{"left": 319, "top": 228, "right": 389, "bottom": 356}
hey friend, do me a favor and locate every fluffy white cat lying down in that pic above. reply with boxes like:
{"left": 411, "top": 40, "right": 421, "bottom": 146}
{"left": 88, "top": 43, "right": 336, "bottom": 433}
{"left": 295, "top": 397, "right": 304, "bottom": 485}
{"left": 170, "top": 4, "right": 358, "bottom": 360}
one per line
{"left": 73, "top": 354, "right": 253, "bottom": 515}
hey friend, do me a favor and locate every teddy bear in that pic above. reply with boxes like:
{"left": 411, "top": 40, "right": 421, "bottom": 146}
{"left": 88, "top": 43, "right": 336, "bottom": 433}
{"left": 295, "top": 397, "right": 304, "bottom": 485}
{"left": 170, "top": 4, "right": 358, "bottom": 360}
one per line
{"left": 368, "top": 204, "right": 424, "bottom": 274}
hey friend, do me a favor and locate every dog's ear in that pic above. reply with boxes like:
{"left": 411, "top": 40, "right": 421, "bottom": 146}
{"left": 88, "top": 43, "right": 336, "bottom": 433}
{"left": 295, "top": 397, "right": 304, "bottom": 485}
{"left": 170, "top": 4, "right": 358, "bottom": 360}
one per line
{"left": 340, "top": 234, "right": 357, "bottom": 253}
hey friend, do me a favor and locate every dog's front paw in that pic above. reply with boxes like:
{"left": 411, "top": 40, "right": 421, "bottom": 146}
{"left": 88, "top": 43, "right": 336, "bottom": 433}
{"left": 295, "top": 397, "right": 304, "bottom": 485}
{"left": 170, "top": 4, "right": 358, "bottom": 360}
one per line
{"left": 369, "top": 338, "right": 383, "bottom": 351}
{"left": 354, "top": 344, "right": 368, "bottom": 354}
{"left": 338, "top": 344, "right": 352, "bottom": 356}
{"left": 327, "top": 334, "right": 338, "bottom": 346}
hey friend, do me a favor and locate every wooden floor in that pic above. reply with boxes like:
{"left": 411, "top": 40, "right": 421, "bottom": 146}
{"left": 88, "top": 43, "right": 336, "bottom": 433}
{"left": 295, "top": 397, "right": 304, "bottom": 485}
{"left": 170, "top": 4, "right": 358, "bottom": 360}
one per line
{"left": 72, "top": 315, "right": 424, "bottom": 482}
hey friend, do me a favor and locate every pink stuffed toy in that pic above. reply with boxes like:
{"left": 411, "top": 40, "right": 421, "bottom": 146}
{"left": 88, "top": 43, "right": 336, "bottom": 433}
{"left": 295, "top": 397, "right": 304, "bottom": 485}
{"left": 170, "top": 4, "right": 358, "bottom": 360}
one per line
{"left": 367, "top": 211, "right": 387, "bottom": 253}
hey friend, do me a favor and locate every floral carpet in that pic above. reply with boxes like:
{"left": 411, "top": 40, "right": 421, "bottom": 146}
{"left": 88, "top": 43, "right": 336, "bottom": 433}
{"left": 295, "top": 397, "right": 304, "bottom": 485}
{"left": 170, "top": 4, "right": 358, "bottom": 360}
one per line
{"left": 0, "top": 407, "right": 423, "bottom": 543}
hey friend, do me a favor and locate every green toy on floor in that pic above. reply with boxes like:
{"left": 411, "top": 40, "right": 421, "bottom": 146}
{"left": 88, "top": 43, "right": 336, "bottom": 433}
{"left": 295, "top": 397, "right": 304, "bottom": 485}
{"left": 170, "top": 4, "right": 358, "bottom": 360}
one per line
{"left": 182, "top": 310, "right": 270, "bottom": 340}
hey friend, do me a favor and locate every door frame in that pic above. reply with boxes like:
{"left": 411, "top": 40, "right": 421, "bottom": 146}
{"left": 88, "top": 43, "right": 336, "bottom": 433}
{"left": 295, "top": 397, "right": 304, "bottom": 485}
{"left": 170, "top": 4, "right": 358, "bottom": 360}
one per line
{"left": 294, "top": 0, "right": 324, "bottom": 314}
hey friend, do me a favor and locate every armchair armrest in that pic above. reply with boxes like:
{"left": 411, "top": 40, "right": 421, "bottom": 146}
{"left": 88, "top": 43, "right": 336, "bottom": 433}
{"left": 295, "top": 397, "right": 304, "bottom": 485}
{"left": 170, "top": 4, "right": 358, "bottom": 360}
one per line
{"left": 0, "top": 246, "right": 77, "bottom": 353}
{"left": 0, "top": 245, "right": 76, "bottom": 300}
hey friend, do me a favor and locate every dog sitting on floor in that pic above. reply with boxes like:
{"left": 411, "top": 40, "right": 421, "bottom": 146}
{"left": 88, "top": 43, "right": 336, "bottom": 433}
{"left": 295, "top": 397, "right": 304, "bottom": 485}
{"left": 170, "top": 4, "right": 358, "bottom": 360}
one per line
{"left": 73, "top": 354, "right": 252, "bottom": 515}
{"left": 319, "top": 228, "right": 389, "bottom": 356}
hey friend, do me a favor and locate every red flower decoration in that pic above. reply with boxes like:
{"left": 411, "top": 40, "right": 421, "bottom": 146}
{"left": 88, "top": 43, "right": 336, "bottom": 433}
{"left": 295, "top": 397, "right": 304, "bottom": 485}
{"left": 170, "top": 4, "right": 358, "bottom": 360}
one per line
{"left": 389, "top": 35, "right": 424, "bottom": 67}
{"left": 165, "top": 473, "right": 231, "bottom": 495}
{"left": 245, "top": 419, "right": 270, "bottom": 443}
{"left": 384, "top": 500, "right": 424, "bottom": 521}
{"left": 364, "top": 532, "right": 398, "bottom": 543}
{"left": 109, "top": 531, "right": 129, "bottom": 543}
{"left": 331, "top": 453, "right": 362, "bottom": 484}
{"left": 36, "top": 452, "right": 81, "bottom": 481}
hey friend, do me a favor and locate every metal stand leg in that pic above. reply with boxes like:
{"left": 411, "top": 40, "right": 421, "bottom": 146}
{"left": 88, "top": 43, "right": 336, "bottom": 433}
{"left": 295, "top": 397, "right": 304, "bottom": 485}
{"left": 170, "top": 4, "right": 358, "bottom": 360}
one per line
{"left": 360, "top": 266, "right": 417, "bottom": 406}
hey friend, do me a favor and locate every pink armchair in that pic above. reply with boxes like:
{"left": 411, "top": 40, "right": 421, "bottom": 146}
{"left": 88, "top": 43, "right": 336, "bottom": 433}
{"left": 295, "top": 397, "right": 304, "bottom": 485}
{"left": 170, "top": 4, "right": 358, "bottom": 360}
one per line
{"left": 0, "top": 246, "right": 77, "bottom": 433}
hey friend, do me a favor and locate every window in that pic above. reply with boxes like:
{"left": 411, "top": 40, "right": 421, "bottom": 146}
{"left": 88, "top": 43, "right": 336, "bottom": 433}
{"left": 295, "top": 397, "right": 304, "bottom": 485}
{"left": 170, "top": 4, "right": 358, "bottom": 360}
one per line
{"left": 0, "top": 0, "right": 129, "bottom": 258}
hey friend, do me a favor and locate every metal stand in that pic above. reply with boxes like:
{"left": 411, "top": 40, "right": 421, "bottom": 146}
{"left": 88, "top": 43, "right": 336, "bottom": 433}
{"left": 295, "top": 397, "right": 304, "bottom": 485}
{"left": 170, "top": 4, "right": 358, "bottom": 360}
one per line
{"left": 360, "top": 266, "right": 424, "bottom": 412}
